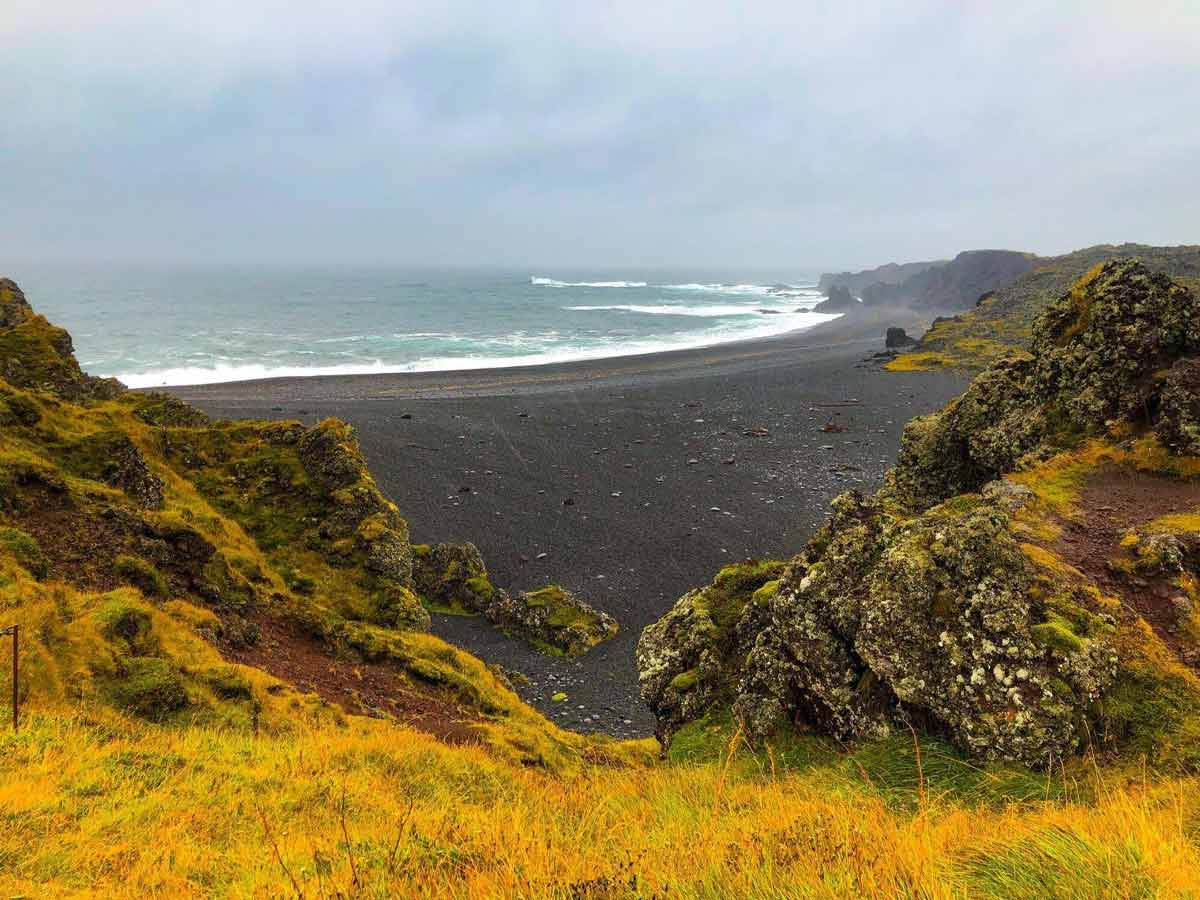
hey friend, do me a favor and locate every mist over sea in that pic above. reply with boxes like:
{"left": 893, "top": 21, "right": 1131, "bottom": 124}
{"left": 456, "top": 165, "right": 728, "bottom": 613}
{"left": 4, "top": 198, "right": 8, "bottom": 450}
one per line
{"left": 7, "top": 263, "right": 837, "bottom": 387}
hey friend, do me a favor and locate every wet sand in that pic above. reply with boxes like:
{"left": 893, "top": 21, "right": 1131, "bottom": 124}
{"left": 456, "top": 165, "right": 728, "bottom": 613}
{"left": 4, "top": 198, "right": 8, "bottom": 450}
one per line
{"left": 168, "top": 318, "right": 969, "bottom": 736}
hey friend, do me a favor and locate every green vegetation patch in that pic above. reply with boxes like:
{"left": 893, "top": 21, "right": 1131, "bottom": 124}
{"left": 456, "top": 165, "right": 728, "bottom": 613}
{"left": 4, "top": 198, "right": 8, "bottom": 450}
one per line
{"left": 0, "top": 526, "right": 47, "bottom": 579}
{"left": 103, "top": 658, "right": 189, "bottom": 721}
{"left": 113, "top": 554, "right": 169, "bottom": 598}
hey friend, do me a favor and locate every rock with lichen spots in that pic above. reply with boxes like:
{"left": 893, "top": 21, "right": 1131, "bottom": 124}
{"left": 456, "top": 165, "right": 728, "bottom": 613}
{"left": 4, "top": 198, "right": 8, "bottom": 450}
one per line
{"left": 488, "top": 584, "right": 618, "bottom": 657}
{"left": 412, "top": 541, "right": 492, "bottom": 612}
{"left": 637, "top": 559, "right": 784, "bottom": 745}
{"left": 1155, "top": 357, "right": 1200, "bottom": 456}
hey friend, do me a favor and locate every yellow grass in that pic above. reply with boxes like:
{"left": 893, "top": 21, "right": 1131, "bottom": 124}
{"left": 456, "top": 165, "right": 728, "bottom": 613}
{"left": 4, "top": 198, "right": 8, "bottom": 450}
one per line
{"left": 0, "top": 708, "right": 1197, "bottom": 898}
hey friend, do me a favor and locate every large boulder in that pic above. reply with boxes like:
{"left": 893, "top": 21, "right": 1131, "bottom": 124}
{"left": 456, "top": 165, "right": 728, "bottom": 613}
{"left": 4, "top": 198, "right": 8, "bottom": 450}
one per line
{"left": 638, "top": 560, "right": 783, "bottom": 745}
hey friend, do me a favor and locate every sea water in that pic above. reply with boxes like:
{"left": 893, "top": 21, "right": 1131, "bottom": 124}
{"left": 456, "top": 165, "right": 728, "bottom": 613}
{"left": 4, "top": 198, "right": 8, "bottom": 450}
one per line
{"left": 5, "top": 263, "right": 837, "bottom": 387}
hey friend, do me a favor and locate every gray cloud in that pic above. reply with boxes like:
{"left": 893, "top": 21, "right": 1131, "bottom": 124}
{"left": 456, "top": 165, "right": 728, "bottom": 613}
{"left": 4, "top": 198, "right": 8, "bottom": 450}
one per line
{"left": 2, "top": 1, "right": 1198, "bottom": 269}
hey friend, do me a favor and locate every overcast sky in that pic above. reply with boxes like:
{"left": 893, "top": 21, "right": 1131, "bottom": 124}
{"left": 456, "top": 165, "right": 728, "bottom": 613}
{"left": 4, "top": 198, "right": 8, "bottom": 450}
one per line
{"left": 1, "top": 1, "right": 1197, "bottom": 270}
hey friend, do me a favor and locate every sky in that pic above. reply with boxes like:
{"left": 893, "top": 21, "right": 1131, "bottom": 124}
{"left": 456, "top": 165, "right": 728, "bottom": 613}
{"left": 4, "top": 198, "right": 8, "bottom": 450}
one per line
{"left": 1, "top": 1, "right": 1198, "bottom": 270}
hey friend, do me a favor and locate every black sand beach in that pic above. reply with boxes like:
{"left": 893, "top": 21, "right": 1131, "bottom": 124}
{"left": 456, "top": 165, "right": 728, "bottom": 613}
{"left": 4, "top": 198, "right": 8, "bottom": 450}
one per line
{"left": 169, "top": 321, "right": 968, "bottom": 737}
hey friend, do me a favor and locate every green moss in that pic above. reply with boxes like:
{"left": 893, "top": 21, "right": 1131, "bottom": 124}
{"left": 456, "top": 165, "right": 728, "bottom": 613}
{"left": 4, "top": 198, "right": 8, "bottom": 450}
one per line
{"left": 201, "top": 666, "right": 255, "bottom": 702}
{"left": 1094, "top": 653, "right": 1200, "bottom": 769}
{"left": 522, "top": 585, "right": 565, "bottom": 607}
{"left": 669, "top": 669, "right": 700, "bottom": 692}
{"left": 551, "top": 692, "right": 568, "bottom": 702}
{"left": 751, "top": 579, "right": 779, "bottom": 606}
{"left": 95, "top": 593, "right": 158, "bottom": 656}
{"left": 0, "top": 392, "right": 41, "bottom": 427}
{"left": 465, "top": 575, "right": 495, "bottom": 603}
{"left": 113, "top": 554, "right": 169, "bottom": 599}
{"left": 713, "top": 559, "right": 785, "bottom": 595}
{"left": 103, "top": 658, "right": 189, "bottom": 721}
{"left": 0, "top": 526, "right": 47, "bottom": 579}
{"left": 1030, "top": 615, "right": 1086, "bottom": 654}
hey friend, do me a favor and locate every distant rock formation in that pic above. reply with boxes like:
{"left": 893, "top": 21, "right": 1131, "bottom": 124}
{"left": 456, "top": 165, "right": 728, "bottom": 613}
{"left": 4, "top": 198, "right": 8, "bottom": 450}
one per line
{"left": 818, "top": 260, "right": 946, "bottom": 296}
{"left": 884, "top": 327, "right": 916, "bottom": 348}
{"left": 861, "top": 250, "right": 1035, "bottom": 312}
{"left": 812, "top": 284, "right": 859, "bottom": 314}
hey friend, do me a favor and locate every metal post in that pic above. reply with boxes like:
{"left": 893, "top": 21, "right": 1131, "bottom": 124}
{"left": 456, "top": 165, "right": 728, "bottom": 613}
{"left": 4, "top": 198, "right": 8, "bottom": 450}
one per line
{"left": 10, "top": 625, "right": 15, "bottom": 731}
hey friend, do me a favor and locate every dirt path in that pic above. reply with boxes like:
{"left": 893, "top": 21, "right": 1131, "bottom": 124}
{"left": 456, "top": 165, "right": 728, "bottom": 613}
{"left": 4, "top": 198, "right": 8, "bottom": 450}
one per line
{"left": 224, "top": 615, "right": 486, "bottom": 746}
{"left": 1055, "top": 468, "right": 1200, "bottom": 666}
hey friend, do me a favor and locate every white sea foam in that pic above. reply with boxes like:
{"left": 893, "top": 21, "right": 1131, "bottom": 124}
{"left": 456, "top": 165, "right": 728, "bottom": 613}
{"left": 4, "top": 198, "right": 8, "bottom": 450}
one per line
{"left": 531, "top": 277, "right": 648, "bottom": 288}
{"left": 663, "top": 282, "right": 819, "bottom": 298}
{"left": 116, "top": 310, "right": 842, "bottom": 387}
{"left": 563, "top": 303, "right": 767, "bottom": 317}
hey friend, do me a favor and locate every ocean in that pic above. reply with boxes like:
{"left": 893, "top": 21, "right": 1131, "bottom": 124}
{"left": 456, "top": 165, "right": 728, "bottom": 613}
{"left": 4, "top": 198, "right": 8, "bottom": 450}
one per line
{"left": 6, "top": 263, "right": 837, "bottom": 388}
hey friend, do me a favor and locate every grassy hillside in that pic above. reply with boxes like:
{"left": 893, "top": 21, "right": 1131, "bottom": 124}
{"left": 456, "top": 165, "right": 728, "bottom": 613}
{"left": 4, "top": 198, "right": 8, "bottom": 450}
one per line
{"left": 4, "top": 273, "right": 1200, "bottom": 896}
{"left": 888, "top": 244, "right": 1200, "bottom": 372}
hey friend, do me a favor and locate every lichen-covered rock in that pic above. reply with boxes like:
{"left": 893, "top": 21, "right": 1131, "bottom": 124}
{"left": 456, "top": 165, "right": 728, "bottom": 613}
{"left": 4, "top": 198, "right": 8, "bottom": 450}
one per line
{"left": 640, "top": 259, "right": 1198, "bottom": 766}
{"left": 637, "top": 560, "right": 782, "bottom": 745}
{"left": 727, "top": 493, "right": 1118, "bottom": 766}
{"left": 298, "top": 419, "right": 370, "bottom": 490}
{"left": 412, "top": 543, "right": 614, "bottom": 654}
{"left": 1155, "top": 358, "right": 1200, "bottom": 455}
{"left": 412, "top": 541, "right": 492, "bottom": 612}
{"left": 1031, "top": 261, "right": 1200, "bottom": 428}
{"left": 0, "top": 278, "right": 33, "bottom": 329}
{"left": 488, "top": 585, "right": 618, "bottom": 657}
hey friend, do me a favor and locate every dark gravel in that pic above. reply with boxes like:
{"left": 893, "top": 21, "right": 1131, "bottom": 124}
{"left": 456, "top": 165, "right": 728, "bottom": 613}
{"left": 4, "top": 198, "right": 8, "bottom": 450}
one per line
{"left": 169, "top": 327, "right": 968, "bottom": 738}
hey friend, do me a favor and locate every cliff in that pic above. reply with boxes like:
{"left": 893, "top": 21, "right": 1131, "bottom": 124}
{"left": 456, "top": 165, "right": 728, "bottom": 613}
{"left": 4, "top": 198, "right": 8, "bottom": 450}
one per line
{"left": 818, "top": 259, "right": 946, "bottom": 295}
{"left": 859, "top": 249, "right": 1035, "bottom": 311}
{"left": 889, "top": 243, "right": 1200, "bottom": 371}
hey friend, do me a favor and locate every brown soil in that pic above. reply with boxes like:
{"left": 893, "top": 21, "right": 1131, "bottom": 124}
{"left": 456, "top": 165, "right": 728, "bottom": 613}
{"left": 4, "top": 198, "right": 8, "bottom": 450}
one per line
{"left": 1055, "top": 468, "right": 1200, "bottom": 666}
{"left": 223, "top": 614, "right": 486, "bottom": 746}
{"left": 16, "top": 494, "right": 128, "bottom": 590}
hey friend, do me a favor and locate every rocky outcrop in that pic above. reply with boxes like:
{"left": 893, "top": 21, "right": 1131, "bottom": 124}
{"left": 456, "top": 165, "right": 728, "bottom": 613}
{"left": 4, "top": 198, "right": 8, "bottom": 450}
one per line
{"left": 488, "top": 585, "right": 618, "bottom": 657}
{"left": 637, "top": 560, "right": 782, "bottom": 744}
{"left": 819, "top": 260, "right": 946, "bottom": 296}
{"left": 416, "top": 542, "right": 617, "bottom": 655}
{"left": 640, "top": 259, "right": 1200, "bottom": 766}
{"left": 0, "top": 278, "right": 124, "bottom": 401}
{"left": 885, "top": 327, "right": 917, "bottom": 349}
{"left": 862, "top": 250, "right": 1035, "bottom": 312}
{"left": 888, "top": 260, "right": 1200, "bottom": 510}
{"left": 812, "top": 284, "right": 859, "bottom": 314}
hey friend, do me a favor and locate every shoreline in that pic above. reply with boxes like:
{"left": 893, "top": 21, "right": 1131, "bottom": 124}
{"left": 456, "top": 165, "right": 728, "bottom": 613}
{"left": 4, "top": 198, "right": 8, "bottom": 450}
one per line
{"left": 157, "top": 305, "right": 929, "bottom": 401}
{"left": 169, "top": 309, "right": 962, "bottom": 736}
